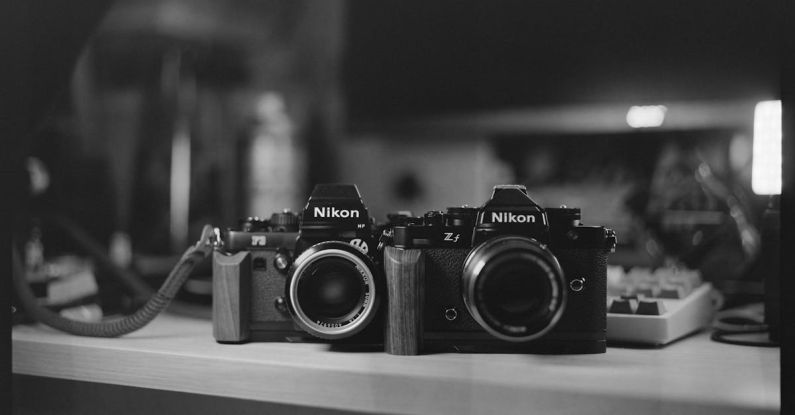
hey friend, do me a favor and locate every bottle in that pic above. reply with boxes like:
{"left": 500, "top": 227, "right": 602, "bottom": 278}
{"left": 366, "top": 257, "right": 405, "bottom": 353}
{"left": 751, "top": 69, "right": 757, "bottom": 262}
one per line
{"left": 243, "top": 92, "right": 304, "bottom": 216}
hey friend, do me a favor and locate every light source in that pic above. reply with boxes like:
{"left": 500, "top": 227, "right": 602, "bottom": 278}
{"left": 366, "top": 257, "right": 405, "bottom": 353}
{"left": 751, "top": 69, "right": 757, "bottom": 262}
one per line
{"left": 626, "top": 105, "right": 667, "bottom": 128}
{"left": 752, "top": 100, "right": 782, "bottom": 195}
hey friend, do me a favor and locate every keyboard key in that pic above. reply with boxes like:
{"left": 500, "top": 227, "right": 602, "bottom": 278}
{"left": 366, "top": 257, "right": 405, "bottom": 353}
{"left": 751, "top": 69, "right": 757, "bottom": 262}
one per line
{"left": 627, "top": 267, "right": 654, "bottom": 286}
{"left": 607, "top": 266, "right": 625, "bottom": 286}
{"left": 635, "top": 287, "right": 658, "bottom": 298}
{"left": 636, "top": 300, "right": 667, "bottom": 315}
{"left": 658, "top": 286, "right": 683, "bottom": 299}
{"left": 608, "top": 299, "right": 635, "bottom": 314}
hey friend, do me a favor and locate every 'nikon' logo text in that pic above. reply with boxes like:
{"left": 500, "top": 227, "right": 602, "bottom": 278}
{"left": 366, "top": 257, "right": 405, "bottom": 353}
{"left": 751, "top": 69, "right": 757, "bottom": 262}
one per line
{"left": 491, "top": 212, "right": 536, "bottom": 223}
{"left": 314, "top": 207, "right": 360, "bottom": 218}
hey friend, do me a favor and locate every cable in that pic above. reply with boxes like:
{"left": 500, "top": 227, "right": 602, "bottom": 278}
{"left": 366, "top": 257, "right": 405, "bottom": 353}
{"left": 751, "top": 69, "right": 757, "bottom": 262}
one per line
{"left": 710, "top": 329, "right": 778, "bottom": 347}
{"left": 12, "top": 225, "right": 216, "bottom": 337}
{"left": 709, "top": 302, "right": 778, "bottom": 347}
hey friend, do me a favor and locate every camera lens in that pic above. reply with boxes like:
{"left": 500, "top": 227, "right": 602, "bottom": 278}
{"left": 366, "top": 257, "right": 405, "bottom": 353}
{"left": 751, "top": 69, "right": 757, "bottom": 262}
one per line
{"left": 288, "top": 242, "right": 379, "bottom": 339}
{"left": 462, "top": 236, "right": 566, "bottom": 342}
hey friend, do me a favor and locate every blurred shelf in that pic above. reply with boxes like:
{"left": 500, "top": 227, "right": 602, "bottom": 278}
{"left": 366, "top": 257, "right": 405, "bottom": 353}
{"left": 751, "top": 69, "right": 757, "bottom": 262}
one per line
{"left": 12, "top": 313, "right": 779, "bottom": 414}
{"left": 350, "top": 99, "right": 760, "bottom": 136}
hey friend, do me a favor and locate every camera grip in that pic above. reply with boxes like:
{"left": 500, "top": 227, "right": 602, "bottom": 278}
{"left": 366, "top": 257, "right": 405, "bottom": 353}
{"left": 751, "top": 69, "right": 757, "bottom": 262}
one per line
{"left": 384, "top": 247, "right": 424, "bottom": 355}
{"left": 212, "top": 251, "right": 251, "bottom": 343}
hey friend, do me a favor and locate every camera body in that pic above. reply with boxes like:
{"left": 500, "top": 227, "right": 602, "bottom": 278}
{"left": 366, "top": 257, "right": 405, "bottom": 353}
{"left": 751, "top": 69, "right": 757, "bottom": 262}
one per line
{"left": 383, "top": 185, "right": 616, "bottom": 354}
{"left": 212, "top": 184, "right": 383, "bottom": 344}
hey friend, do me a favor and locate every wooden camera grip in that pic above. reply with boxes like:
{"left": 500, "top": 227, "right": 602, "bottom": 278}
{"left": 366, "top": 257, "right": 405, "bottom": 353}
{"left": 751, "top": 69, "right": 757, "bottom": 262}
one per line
{"left": 383, "top": 246, "right": 424, "bottom": 355}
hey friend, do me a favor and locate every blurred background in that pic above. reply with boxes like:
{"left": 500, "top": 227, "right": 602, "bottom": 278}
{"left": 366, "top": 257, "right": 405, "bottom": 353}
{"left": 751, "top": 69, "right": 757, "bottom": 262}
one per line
{"left": 17, "top": 0, "right": 781, "bottom": 316}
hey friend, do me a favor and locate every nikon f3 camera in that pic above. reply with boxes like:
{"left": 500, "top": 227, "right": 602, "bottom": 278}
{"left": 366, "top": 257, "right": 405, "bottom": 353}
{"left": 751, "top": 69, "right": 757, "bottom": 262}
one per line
{"left": 382, "top": 185, "right": 616, "bottom": 354}
{"left": 212, "top": 184, "right": 383, "bottom": 343}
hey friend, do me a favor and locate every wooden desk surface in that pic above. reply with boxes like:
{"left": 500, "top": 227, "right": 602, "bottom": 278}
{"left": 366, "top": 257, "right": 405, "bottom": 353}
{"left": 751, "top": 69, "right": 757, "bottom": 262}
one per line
{"left": 12, "top": 313, "right": 780, "bottom": 415}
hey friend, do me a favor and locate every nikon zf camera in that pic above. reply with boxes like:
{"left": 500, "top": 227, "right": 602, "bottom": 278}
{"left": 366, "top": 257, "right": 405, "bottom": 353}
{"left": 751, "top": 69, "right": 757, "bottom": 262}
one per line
{"left": 382, "top": 185, "right": 616, "bottom": 354}
{"left": 212, "top": 184, "right": 383, "bottom": 343}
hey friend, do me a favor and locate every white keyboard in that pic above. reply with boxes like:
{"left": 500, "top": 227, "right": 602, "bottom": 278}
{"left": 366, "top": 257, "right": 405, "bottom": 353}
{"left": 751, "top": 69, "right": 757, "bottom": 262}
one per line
{"left": 606, "top": 266, "right": 717, "bottom": 346}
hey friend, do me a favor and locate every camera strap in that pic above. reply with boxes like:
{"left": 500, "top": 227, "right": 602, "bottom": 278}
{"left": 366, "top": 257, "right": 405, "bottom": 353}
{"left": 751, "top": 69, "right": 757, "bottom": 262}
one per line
{"left": 12, "top": 225, "right": 218, "bottom": 337}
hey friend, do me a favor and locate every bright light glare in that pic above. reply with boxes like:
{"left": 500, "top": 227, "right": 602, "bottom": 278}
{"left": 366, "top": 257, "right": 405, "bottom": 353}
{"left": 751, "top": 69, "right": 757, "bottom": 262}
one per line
{"left": 626, "top": 105, "right": 667, "bottom": 128}
{"left": 752, "top": 100, "right": 782, "bottom": 195}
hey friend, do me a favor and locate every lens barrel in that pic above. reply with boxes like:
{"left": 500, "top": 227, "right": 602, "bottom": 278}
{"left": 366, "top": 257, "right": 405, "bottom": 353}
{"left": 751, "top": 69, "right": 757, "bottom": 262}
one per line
{"left": 287, "top": 241, "right": 379, "bottom": 339}
{"left": 462, "top": 236, "right": 566, "bottom": 342}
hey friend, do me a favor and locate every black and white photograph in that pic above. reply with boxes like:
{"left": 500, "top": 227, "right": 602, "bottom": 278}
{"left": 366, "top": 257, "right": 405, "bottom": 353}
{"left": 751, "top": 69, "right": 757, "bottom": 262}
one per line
{"left": 6, "top": 1, "right": 790, "bottom": 414}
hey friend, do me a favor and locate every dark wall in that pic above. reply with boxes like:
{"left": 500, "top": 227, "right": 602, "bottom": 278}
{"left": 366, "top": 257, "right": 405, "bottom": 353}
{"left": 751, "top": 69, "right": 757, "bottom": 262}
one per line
{"left": 344, "top": 0, "right": 780, "bottom": 120}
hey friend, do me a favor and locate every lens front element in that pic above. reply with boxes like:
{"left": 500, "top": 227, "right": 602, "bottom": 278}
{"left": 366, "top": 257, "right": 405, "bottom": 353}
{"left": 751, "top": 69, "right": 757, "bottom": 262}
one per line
{"left": 463, "top": 236, "right": 566, "bottom": 342}
{"left": 298, "top": 257, "right": 366, "bottom": 322}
